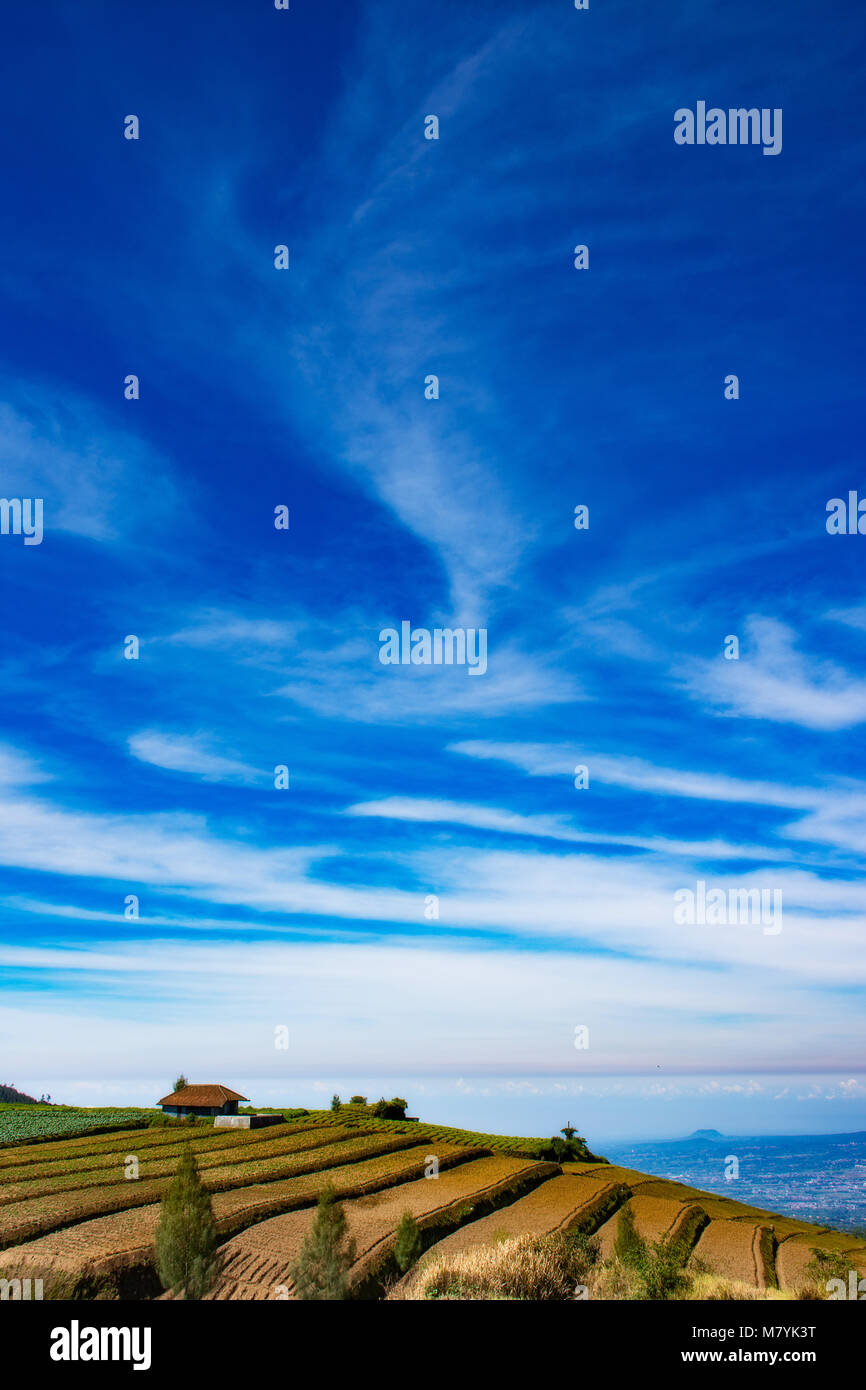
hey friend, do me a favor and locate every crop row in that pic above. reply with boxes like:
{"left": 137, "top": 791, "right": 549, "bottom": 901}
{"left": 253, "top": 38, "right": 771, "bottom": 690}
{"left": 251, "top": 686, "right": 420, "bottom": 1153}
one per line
{"left": 0, "top": 1110, "right": 152, "bottom": 1149}
{"left": 0, "top": 1143, "right": 485, "bottom": 1296}
{"left": 299, "top": 1110, "right": 551, "bottom": 1154}
{"left": 0, "top": 1126, "right": 366, "bottom": 1203}
{"left": 0, "top": 1106, "right": 552, "bottom": 1163}
{"left": 0, "top": 1131, "right": 452, "bottom": 1249}
{"left": 0, "top": 1122, "right": 318, "bottom": 1183}
{"left": 0, "top": 1118, "right": 207, "bottom": 1166}
{"left": 211, "top": 1154, "right": 549, "bottom": 1299}
{"left": 209, "top": 1143, "right": 485, "bottom": 1239}
{"left": 0, "top": 1118, "right": 326, "bottom": 1171}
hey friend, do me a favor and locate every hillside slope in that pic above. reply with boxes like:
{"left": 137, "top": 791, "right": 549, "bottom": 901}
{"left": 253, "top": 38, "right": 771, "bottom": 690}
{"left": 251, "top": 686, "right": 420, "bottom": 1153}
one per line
{"left": 0, "top": 1085, "right": 40, "bottom": 1105}
{"left": 0, "top": 1111, "right": 861, "bottom": 1299}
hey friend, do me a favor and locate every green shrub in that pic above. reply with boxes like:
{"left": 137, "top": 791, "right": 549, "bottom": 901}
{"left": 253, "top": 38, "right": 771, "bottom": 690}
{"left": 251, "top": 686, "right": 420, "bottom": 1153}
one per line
{"left": 613, "top": 1204, "right": 643, "bottom": 1265}
{"left": 371, "top": 1097, "right": 407, "bottom": 1120}
{"left": 798, "top": 1248, "right": 852, "bottom": 1299}
{"left": 610, "top": 1205, "right": 690, "bottom": 1299}
{"left": 522, "top": 1133, "right": 597, "bottom": 1163}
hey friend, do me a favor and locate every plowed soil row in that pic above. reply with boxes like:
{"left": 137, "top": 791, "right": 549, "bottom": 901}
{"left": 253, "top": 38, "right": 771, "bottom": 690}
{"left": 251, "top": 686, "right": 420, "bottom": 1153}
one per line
{"left": 398, "top": 1170, "right": 628, "bottom": 1297}
{"left": 0, "top": 1143, "right": 483, "bottom": 1297}
{"left": 0, "top": 1120, "right": 325, "bottom": 1170}
{"left": 207, "top": 1154, "right": 555, "bottom": 1300}
{"left": 0, "top": 1126, "right": 362, "bottom": 1203}
{"left": 0, "top": 1131, "right": 436, "bottom": 1249}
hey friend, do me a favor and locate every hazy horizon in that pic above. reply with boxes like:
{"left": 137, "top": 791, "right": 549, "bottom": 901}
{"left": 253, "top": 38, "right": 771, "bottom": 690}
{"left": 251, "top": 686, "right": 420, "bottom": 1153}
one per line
{"left": 11, "top": 1071, "right": 866, "bottom": 1147}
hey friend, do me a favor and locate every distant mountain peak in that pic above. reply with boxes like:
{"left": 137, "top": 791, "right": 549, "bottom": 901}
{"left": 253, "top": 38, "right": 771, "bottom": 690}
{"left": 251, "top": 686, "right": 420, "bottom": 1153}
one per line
{"left": 689, "top": 1128, "right": 724, "bottom": 1139}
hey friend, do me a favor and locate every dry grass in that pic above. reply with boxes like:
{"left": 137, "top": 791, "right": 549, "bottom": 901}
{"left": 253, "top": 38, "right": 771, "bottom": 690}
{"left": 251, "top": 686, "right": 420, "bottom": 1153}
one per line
{"left": 391, "top": 1231, "right": 595, "bottom": 1301}
{"left": 391, "top": 1229, "right": 819, "bottom": 1302}
{"left": 686, "top": 1271, "right": 796, "bottom": 1301}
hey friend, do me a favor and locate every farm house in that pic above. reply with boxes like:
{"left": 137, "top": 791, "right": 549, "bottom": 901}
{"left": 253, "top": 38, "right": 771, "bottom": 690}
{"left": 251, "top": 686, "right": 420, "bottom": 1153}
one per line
{"left": 157, "top": 1083, "right": 249, "bottom": 1118}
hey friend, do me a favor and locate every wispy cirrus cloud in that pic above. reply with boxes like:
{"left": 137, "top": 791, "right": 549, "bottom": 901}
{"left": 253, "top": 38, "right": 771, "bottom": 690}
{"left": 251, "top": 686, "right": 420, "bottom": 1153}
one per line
{"left": 682, "top": 616, "right": 866, "bottom": 731}
{"left": 0, "top": 386, "right": 178, "bottom": 545}
{"left": 0, "top": 935, "right": 859, "bottom": 1077}
{"left": 127, "top": 731, "right": 264, "bottom": 786}
{"left": 450, "top": 739, "right": 826, "bottom": 809}
{"left": 345, "top": 794, "right": 794, "bottom": 861}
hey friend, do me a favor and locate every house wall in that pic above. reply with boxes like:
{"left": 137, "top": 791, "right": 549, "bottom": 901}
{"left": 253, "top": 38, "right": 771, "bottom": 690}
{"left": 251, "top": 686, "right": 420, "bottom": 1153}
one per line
{"left": 160, "top": 1099, "right": 242, "bottom": 1117}
{"left": 161, "top": 1105, "right": 219, "bottom": 1116}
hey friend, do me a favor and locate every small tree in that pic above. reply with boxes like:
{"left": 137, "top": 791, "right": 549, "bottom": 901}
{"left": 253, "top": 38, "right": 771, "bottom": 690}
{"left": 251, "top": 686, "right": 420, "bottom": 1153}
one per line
{"left": 393, "top": 1211, "right": 423, "bottom": 1273}
{"left": 153, "top": 1146, "right": 217, "bottom": 1299}
{"left": 173, "top": 1073, "right": 188, "bottom": 1092}
{"left": 561, "top": 1122, "right": 577, "bottom": 1141}
{"left": 371, "top": 1096, "right": 407, "bottom": 1120}
{"left": 349, "top": 1095, "right": 366, "bottom": 1106}
{"left": 290, "top": 1185, "right": 356, "bottom": 1300}
{"left": 330, "top": 1094, "right": 342, "bottom": 1113}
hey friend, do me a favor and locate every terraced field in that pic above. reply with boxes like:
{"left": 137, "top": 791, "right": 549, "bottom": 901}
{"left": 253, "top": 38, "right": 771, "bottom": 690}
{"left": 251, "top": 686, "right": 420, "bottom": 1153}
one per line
{"left": 398, "top": 1158, "right": 866, "bottom": 1297}
{"left": 0, "top": 1124, "right": 359, "bottom": 1202}
{"left": 275, "top": 1111, "right": 604, "bottom": 1161}
{"left": 593, "top": 1193, "right": 707, "bottom": 1259}
{"left": 0, "top": 1128, "right": 442, "bottom": 1250}
{"left": 0, "top": 1109, "right": 152, "bottom": 1147}
{"left": 0, "top": 1135, "right": 487, "bottom": 1297}
{"left": 207, "top": 1154, "right": 558, "bottom": 1300}
{"left": 0, "top": 1113, "right": 862, "bottom": 1299}
{"left": 0, "top": 1119, "right": 315, "bottom": 1171}
{"left": 397, "top": 1170, "right": 626, "bottom": 1295}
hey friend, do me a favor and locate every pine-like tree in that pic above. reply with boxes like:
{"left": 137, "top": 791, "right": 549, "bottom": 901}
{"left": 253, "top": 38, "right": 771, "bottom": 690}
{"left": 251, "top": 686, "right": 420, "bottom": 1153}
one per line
{"left": 290, "top": 1185, "right": 356, "bottom": 1299}
{"left": 153, "top": 1146, "right": 218, "bottom": 1299}
{"left": 393, "top": 1210, "right": 422, "bottom": 1273}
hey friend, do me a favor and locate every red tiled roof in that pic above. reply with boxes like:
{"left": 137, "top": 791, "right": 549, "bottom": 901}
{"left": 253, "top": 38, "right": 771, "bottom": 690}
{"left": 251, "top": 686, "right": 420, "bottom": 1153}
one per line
{"left": 157, "top": 1084, "right": 249, "bottom": 1106}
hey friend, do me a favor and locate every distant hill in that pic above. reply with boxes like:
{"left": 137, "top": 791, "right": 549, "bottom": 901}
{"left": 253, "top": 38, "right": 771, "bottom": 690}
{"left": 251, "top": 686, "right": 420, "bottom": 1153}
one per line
{"left": 688, "top": 1128, "right": 724, "bottom": 1139}
{"left": 0, "top": 1084, "right": 41, "bottom": 1105}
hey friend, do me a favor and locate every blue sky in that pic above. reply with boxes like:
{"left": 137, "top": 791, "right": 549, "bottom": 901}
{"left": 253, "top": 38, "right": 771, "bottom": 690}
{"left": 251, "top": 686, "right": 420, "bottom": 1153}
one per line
{"left": 0, "top": 0, "right": 865, "bottom": 1143}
